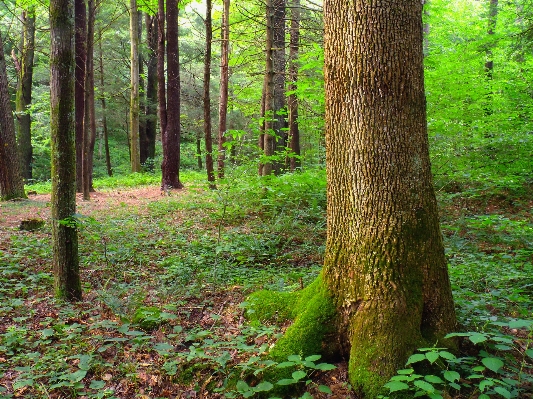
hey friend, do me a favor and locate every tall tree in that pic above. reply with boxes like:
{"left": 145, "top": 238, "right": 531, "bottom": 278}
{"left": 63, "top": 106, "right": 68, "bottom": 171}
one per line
{"left": 141, "top": 14, "right": 157, "bottom": 166}
{"left": 322, "top": 0, "right": 456, "bottom": 393}
{"left": 203, "top": 0, "right": 215, "bottom": 187}
{"left": 217, "top": 0, "right": 230, "bottom": 179}
{"left": 260, "top": 1, "right": 458, "bottom": 396}
{"left": 14, "top": 8, "right": 36, "bottom": 181}
{"left": 129, "top": 0, "right": 141, "bottom": 173}
{"left": 50, "top": 0, "right": 82, "bottom": 300}
{"left": 74, "top": 0, "right": 86, "bottom": 192}
{"left": 0, "top": 33, "right": 26, "bottom": 201}
{"left": 484, "top": 0, "right": 498, "bottom": 115}
{"left": 161, "top": 0, "right": 183, "bottom": 190}
{"left": 261, "top": 0, "right": 275, "bottom": 176}
{"left": 97, "top": 28, "right": 112, "bottom": 176}
{"left": 287, "top": 0, "right": 300, "bottom": 171}
{"left": 82, "top": 0, "right": 96, "bottom": 199}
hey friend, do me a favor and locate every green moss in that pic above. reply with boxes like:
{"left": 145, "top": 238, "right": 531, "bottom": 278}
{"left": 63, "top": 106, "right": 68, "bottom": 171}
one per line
{"left": 132, "top": 306, "right": 163, "bottom": 331}
{"left": 245, "top": 290, "right": 300, "bottom": 324}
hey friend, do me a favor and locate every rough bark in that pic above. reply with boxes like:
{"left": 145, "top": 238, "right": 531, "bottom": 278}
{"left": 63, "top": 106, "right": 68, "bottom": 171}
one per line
{"left": 204, "top": 0, "right": 215, "bottom": 187}
{"left": 141, "top": 14, "right": 157, "bottom": 166}
{"left": 262, "top": 0, "right": 275, "bottom": 176}
{"left": 129, "top": 0, "right": 141, "bottom": 173}
{"left": 74, "top": 0, "right": 86, "bottom": 192}
{"left": 321, "top": 0, "right": 456, "bottom": 394}
{"left": 272, "top": 0, "right": 286, "bottom": 172}
{"left": 157, "top": 0, "right": 167, "bottom": 142}
{"left": 98, "top": 29, "right": 112, "bottom": 176}
{"left": 138, "top": 11, "right": 146, "bottom": 169}
{"left": 15, "top": 9, "right": 36, "bottom": 181}
{"left": 217, "top": 0, "right": 230, "bottom": 179}
{"left": 0, "top": 34, "right": 26, "bottom": 201}
{"left": 82, "top": 0, "right": 96, "bottom": 200}
{"left": 161, "top": 0, "right": 183, "bottom": 190}
{"left": 50, "top": 0, "right": 82, "bottom": 301}
{"left": 287, "top": 0, "right": 300, "bottom": 171}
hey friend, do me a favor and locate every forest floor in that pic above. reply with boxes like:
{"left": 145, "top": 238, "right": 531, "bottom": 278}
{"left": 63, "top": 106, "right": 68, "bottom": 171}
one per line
{"left": 1, "top": 172, "right": 532, "bottom": 399}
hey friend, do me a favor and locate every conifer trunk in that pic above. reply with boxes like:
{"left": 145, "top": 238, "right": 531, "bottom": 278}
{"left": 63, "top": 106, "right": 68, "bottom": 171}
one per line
{"left": 129, "top": 0, "right": 141, "bottom": 173}
{"left": 204, "top": 0, "right": 215, "bottom": 187}
{"left": 217, "top": 0, "right": 230, "bottom": 179}
{"left": 74, "top": 0, "right": 86, "bottom": 192}
{"left": 287, "top": 0, "right": 300, "bottom": 171}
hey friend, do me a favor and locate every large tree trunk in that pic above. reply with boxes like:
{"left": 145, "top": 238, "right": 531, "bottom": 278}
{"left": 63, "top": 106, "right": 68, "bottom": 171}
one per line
{"left": 161, "top": 0, "right": 182, "bottom": 190}
{"left": 141, "top": 14, "right": 158, "bottom": 167}
{"left": 204, "top": 0, "right": 215, "bottom": 187}
{"left": 322, "top": 1, "right": 456, "bottom": 394}
{"left": 15, "top": 8, "right": 36, "bottom": 181}
{"left": 74, "top": 0, "right": 86, "bottom": 192}
{"left": 50, "top": 0, "right": 81, "bottom": 301}
{"left": 287, "top": 0, "right": 300, "bottom": 171}
{"left": 98, "top": 29, "right": 112, "bottom": 177}
{"left": 157, "top": 0, "right": 167, "bottom": 143}
{"left": 82, "top": 0, "right": 96, "bottom": 200}
{"left": 129, "top": 0, "right": 141, "bottom": 173}
{"left": 217, "top": 0, "right": 230, "bottom": 179}
{"left": 0, "top": 34, "right": 26, "bottom": 201}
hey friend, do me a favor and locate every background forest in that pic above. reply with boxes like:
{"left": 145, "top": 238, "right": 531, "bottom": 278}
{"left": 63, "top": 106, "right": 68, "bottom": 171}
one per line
{"left": 1, "top": 0, "right": 533, "bottom": 398}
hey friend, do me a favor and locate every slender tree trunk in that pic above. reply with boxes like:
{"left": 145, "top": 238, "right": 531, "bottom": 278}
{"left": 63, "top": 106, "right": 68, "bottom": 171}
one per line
{"left": 485, "top": 0, "right": 498, "bottom": 115}
{"left": 161, "top": 0, "right": 183, "bottom": 190}
{"left": 321, "top": 1, "right": 456, "bottom": 394}
{"left": 262, "top": 0, "right": 275, "bottom": 176}
{"left": 15, "top": 8, "right": 35, "bottom": 181}
{"left": 129, "top": 0, "right": 141, "bottom": 173}
{"left": 217, "top": 0, "right": 230, "bottom": 179}
{"left": 287, "top": 0, "right": 300, "bottom": 171}
{"left": 196, "top": 132, "right": 203, "bottom": 169}
{"left": 157, "top": 0, "right": 167, "bottom": 169}
{"left": 258, "top": 76, "right": 267, "bottom": 176}
{"left": 142, "top": 14, "right": 158, "bottom": 167}
{"left": 138, "top": 11, "right": 147, "bottom": 168}
{"left": 82, "top": 0, "right": 96, "bottom": 200}
{"left": 271, "top": 0, "right": 286, "bottom": 174}
{"left": 204, "top": 0, "right": 215, "bottom": 187}
{"left": 0, "top": 34, "right": 26, "bottom": 200}
{"left": 98, "top": 30, "right": 112, "bottom": 177}
{"left": 50, "top": 0, "right": 81, "bottom": 301}
{"left": 75, "top": 0, "right": 86, "bottom": 192}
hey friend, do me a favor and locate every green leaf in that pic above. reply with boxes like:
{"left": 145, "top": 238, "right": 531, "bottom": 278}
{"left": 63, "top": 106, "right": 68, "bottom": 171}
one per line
{"left": 153, "top": 342, "right": 174, "bottom": 355}
{"left": 525, "top": 349, "right": 533, "bottom": 359}
{"left": 276, "top": 378, "right": 297, "bottom": 386}
{"left": 443, "top": 370, "right": 460, "bottom": 383}
{"left": 318, "top": 385, "right": 332, "bottom": 394}
{"left": 425, "top": 375, "right": 444, "bottom": 384}
{"left": 425, "top": 351, "right": 440, "bottom": 364}
{"left": 89, "top": 380, "right": 106, "bottom": 389}
{"left": 478, "top": 395, "right": 490, "bottom": 399}
{"left": 414, "top": 380, "right": 435, "bottom": 393}
{"left": 384, "top": 381, "right": 409, "bottom": 393}
{"left": 68, "top": 369, "right": 87, "bottom": 383}
{"left": 438, "top": 351, "right": 456, "bottom": 360}
{"left": 468, "top": 333, "right": 487, "bottom": 344}
{"left": 428, "top": 394, "right": 443, "bottom": 399}
{"left": 508, "top": 319, "right": 533, "bottom": 329}
{"left": 287, "top": 355, "right": 301, "bottom": 362}
{"left": 292, "top": 370, "right": 306, "bottom": 381}
{"left": 254, "top": 381, "right": 274, "bottom": 392}
{"left": 397, "top": 368, "right": 414, "bottom": 375}
{"left": 481, "top": 357, "right": 504, "bottom": 373}
{"left": 236, "top": 380, "right": 250, "bottom": 392}
{"left": 406, "top": 353, "right": 426, "bottom": 365}
{"left": 41, "top": 328, "right": 54, "bottom": 338}
{"left": 479, "top": 379, "right": 494, "bottom": 392}
{"left": 276, "top": 361, "right": 295, "bottom": 368}
{"left": 315, "top": 363, "right": 336, "bottom": 371}
{"left": 494, "top": 386, "right": 511, "bottom": 398}
{"left": 305, "top": 355, "right": 321, "bottom": 362}
{"left": 12, "top": 379, "right": 34, "bottom": 390}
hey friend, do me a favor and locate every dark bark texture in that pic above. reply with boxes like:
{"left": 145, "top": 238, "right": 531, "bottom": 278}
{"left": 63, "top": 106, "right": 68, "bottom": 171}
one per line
{"left": 50, "top": 0, "right": 82, "bottom": 301}
{"left": 141, "top": 14, "right": 158, "bottom": 166}
{"left": 74, "top": 0, "right": 86, "bottom": 192}
{"left": 0, "top": 34, "right": 26, "bottom": 200}
{"left": 204, "top": 0, "right": 215, "bottom": 186}
{"left": 217, "top": 0, "right": 230, "bottom": 178}
{"left": 287, "top": 0, "right": 300, "bottom": 171}
{"left": 322, "top": 0, "right": 456, "bottom": 395}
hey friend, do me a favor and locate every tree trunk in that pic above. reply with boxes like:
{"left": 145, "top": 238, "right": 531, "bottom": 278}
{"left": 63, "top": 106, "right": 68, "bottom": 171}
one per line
{"left": 485, "top": 0, "right": 498, "bottom": 115}
{"left": 98, "top": 29, "right": 112, "bottom": 177}
{"left": 50, "top": 0, "right": 81, "bottom": 301}
{"left": 75, "top": 0, "right": 86, "bottom": 192}
{"left": 262, "top": 0, "right": 275, "bottom": 176}
{"left": 142, "top": 14, "right": 158, "bottom": 167}
{"left": 161, "top": 0, "right": 183, "bottom": 190}
{"left": 204, "top": 0, "right": 215, "bottom": 187}
{"left": 82, "top": 0, "right": 96, "bottom": 200}
{"left": 15, "top": 8, "right": 35, "bottom": 181}
{"left": 321, "top": 1, "right": 456, "bottom": 394}
{"left": 157, "top": 0, "right": 167, "bottom": 145}
{"left": 138, "top": 11, "right": 147, "bottom": 168}
{"left": 287, "top": 0, "right": 300, "bottom": 171}
{"left": 271, "top": 0, "right": 286, "bottom": 174}
{"left": 196, "top": 132, "right": 202, "bottom": 169}
{"left": 129, "top": 0, "right": 141, "bottom": 173}
{"left": 217, "top": 0, "right": 230, "bottom": 179}
{"left": 0, "top": 34, "right": 26, "bottom": 201}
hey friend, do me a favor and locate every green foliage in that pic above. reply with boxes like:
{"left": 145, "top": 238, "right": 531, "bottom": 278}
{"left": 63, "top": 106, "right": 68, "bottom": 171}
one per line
{"left": 379, "top": 320, "right": 533, "bottom": 399}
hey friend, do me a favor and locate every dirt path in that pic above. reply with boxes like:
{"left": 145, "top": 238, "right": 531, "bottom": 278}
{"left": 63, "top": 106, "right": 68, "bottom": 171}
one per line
{"left": 0, "top": 186, "right": 168, "bottom": 230}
